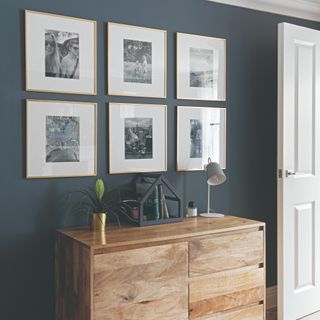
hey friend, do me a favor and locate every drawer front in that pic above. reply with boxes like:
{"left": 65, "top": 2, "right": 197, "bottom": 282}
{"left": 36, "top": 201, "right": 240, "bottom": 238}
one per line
{"left": 193, "top": 304, "right": 264, "bottom": 320}
{"left": 93, "top": 242, "right": 188, "bottom": 320}
{"left": 189, "top": 268, "right": 264, "bottom": 319}
{"left": 189, "top": 230, "right": 264, "bottom": 277}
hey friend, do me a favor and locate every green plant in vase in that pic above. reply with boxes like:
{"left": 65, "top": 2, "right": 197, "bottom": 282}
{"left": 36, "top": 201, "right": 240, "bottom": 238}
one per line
{"left": 69, "top": 178, "right": 110, "bottom": 231}
{"left": 89, "top": 179, "right": 107, "bottom": 231}
{"left": 70, "top": 178, "right": 138, "bottom": 231}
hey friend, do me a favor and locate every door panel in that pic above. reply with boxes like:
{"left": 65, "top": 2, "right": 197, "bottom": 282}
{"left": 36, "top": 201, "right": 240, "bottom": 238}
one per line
{"left": 278, "top": 23, "right": 320, "bottom": 319}
{"left": 295, "top": 41, "right": 315, "bottom": 175}
{"left": 294, "top": 202, "right": 315, "bottom": 291}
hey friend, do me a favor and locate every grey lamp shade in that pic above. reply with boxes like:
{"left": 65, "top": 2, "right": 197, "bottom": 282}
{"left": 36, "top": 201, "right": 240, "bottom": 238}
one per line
{"left": 206, "top": 161, "right": 226, "bottom": 186}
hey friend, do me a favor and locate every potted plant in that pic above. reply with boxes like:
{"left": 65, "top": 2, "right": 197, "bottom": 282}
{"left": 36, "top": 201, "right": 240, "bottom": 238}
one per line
{"left": 89, "top": 178, "right": 107, "bottom": 231}
{"left": 72, "top": 178, "right": 108, "bottom": 231}
{"left": 70, "top": 178, "right": 138, "bottom": 231}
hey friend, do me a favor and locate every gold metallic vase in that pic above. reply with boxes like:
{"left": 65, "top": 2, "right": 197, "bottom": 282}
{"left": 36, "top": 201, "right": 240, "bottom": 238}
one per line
{"left": 89, "top": 213, "right": 107, "bottom": 231}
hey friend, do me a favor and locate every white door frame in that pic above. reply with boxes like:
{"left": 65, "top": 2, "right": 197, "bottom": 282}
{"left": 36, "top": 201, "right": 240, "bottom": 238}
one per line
{"left": 278, "top": 22, "right": 320, "bottom": 319}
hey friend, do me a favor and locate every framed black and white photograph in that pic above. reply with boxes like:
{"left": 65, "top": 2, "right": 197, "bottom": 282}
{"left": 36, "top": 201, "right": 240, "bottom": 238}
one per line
{"left": 108, "top": 22, "right": 167, "bottom": 98}
{"left": 26, "top": 100, "right": 97, "bottom": 178}
{"left": 109, "top": 103, "right": 167, "bottom": 174}
{"left": 177, "top": 106, "right": 226, "bottom": 171}
{"left": 176, "top": 32, "right": 226, "bottom": 101}
{"left": 25, "top": 10, "right": 96, "bottom": 95}
{"left": 125, "top": 117, "right": 153, "bottom": 159}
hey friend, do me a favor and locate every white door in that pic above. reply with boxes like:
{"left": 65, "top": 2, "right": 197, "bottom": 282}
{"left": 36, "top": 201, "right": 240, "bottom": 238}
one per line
{"left": 278, "top": 23, "right": 320, "bottom": 319}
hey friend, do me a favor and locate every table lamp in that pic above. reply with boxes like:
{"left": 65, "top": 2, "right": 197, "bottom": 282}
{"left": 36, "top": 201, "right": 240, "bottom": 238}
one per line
{"left": 200, "top": 158, "right": 226, "bottom": 218}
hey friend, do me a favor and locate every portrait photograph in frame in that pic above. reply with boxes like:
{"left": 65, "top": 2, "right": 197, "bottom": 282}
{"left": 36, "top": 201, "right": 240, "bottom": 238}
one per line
{"left": 26, "top": 99, "right": 97, "bottom": 178}
{"left": 108, "top": 22, "right": 167, "bottom": 98}
{"left": 25, "top": 10, "right": 96, "bottom": 95}
{"left": 176, "top": 32, "right": 226, "bottom": 101}
{"left": 177, "top": 106, "right": 226, "bottom": 171}
{"left": 109, "top": 103, "right": 167, "bottom": 174}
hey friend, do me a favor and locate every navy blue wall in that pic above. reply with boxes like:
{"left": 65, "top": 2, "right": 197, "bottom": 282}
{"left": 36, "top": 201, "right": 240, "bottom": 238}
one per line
{"left": 0, "top": 0, "right": 319, "bottom": 319}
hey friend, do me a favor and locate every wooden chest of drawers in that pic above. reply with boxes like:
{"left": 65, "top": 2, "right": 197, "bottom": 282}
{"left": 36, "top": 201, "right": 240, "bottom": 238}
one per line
{"left": 55, "top": 216, "right": 265, "bottom": 320}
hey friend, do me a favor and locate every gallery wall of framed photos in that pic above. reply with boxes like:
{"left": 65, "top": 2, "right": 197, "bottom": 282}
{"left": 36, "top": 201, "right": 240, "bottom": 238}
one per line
{"left": 4, "top": 1, "right": 309, "bottom": 317}
{"left": 24, "top": 9, "right": 227, "bottom": 178}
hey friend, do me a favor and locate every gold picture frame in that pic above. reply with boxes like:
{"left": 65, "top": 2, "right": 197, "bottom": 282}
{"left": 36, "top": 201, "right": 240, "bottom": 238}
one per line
{"left": 25, "top": 10, "right": 97, "bottom": 95}
{"left": 26, "top": 99, "right": 97, "bottom": 179}
{"left": 108, "top": 22, "right": 167, "bottom": 98}
{"left": 176, "top": 32, "right": 227, "bottom": 101}
{"left": 176, "top": 106, "right": 227, "bottom": 171}
{"left": 109, "top": 102, "right": 167, "bottom": 174}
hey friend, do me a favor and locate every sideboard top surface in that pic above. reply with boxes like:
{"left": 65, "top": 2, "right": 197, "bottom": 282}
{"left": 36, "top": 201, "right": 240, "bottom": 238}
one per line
{"left": 57, "top": 215, "right": 265, "bottom": 252}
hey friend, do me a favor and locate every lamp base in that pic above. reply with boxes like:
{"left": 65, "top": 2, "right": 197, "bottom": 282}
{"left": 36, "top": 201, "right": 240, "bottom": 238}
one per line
{"left": 199, "top": 213, "right": 224, "bottom": 218}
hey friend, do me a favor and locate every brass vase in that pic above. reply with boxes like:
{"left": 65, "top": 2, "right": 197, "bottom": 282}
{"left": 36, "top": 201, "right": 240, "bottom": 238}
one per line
{"left": 89, "top": 213, "right": 107, "bottom": 231}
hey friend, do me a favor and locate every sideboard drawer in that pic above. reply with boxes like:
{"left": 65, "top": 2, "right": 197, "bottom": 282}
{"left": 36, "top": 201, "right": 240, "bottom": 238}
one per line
{"left": 192, "top": 304, "right": 264, "bottom": 320}
{"left": 189, "top": 268, "right": 264, "bottom": 319}
{"left": 93, "top": 242, "right": 188, "bottom": 320}
{"left": 189, "top": 230, "right": 264, "bottom": 277}
{"left": 56, "top": 216, "right": 266, "bottom": 320}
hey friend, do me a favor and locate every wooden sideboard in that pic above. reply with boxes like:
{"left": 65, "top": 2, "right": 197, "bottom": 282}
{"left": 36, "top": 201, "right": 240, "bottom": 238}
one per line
{"left": 55, "top": 215, "right": 266, "bottom": 320}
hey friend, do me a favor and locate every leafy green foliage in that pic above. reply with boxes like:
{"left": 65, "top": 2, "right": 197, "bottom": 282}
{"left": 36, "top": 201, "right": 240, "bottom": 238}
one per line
{"left": 95, "top": 179, "right": 105, "bottom": 202}
{"left": 67, "top": 178, "right": 139, "bottom": 226}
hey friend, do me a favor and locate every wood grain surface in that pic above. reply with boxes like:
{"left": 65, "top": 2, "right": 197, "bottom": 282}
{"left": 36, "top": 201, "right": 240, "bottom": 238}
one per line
{"left": 93, "top": 242, "right": 188, "bottom": 320}
{"left": 195, "top": 304, "right": 264, "bottom": 320}
{"left": 189, "top": 268, "right": 264, "bottom": 319}
{"left": 55, "top": 232, "right": 92, "bottom": 320}
{"left": 189, "top": 230, "right": 264, "bottom": 277}
{"left": 57, "top": 216, "right": 265, "bottom": 253}
{"left": 56, "top": 216, "right": 266, "bottom": 320}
